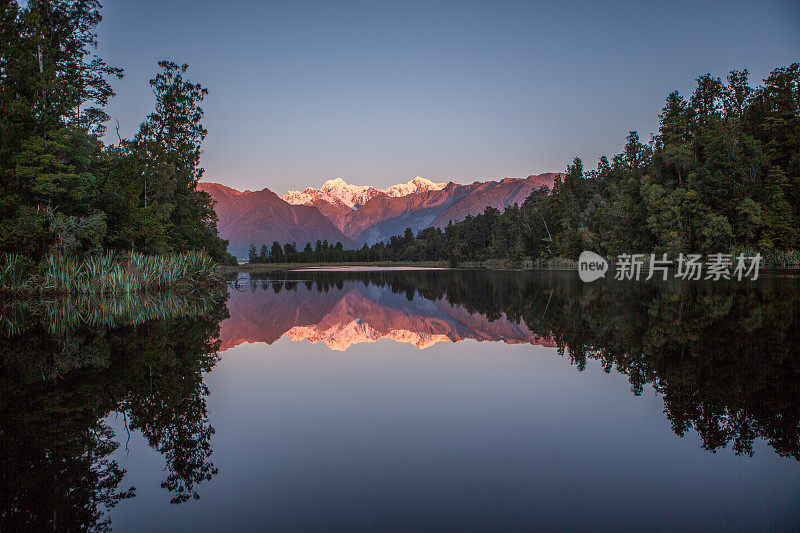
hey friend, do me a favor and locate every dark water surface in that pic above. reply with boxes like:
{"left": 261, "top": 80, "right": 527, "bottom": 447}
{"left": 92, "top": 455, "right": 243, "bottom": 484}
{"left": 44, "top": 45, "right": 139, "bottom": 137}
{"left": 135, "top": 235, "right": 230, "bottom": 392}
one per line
{"left": 2, "top": 270, "right": 799, "bottom": 531}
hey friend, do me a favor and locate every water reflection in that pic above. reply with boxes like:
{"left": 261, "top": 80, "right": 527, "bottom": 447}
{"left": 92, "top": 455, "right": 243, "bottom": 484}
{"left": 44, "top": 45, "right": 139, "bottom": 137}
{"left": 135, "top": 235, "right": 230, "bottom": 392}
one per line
{"left": 227, "top": 270, "right": 800, "bottom": 461}
{"left": 0, "top": 293, "right": 228, "bottom": 530}
{"left": 1, "top": 270, "right": 799, "bottom": 530}
{"left": 222, "top": 272, "right": 554, "bottom": 351}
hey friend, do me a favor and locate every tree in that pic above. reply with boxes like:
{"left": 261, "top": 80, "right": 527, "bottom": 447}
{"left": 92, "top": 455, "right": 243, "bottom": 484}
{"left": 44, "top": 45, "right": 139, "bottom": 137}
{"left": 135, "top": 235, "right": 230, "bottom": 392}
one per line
{"left": 0, "top": 0, "right": 122, "bottom": 258}
{"left": 120, "top": 61, "right": 228, "bottom": 260}
{"left": 270, "top": 241, "right": 284, "bottom": 263}
{"left": 283, "top": 242, "right": 297, "bottom": 261}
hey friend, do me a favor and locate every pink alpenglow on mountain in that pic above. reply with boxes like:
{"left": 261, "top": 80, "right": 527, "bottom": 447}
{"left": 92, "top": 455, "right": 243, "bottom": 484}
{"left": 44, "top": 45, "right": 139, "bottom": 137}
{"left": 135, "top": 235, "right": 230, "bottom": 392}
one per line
{"left": 197, "top": 182, "right": 352, "bottom": 258}
{"left": 200, "top": 173, "right": 561, "bottom": 257}
{"left": 282, "top": 176, "right": 448, "bottom": 208}
{"left": 217, "top": 282, "right": 555, "bottom": 352}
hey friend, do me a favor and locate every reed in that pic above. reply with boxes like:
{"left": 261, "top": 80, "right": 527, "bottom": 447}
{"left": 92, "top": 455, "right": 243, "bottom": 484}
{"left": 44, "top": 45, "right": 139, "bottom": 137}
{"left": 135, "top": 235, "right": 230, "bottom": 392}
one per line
{"left": 0, "top": 251, "right": 222, "bottom": 296}
{"left": 0, "top": 253, "right": 32, "bottom": 291}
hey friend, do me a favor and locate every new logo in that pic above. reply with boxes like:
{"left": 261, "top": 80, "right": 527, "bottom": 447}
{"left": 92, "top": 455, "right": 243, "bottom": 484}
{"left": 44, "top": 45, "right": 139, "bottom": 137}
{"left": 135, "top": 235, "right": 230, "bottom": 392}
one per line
{"left": 578, "top": 251, "right": 608, "bottom": 282}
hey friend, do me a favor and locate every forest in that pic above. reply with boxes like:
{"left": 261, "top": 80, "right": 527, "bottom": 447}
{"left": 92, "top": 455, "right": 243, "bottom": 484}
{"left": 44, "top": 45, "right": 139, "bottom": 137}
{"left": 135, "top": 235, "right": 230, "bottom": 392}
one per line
{"left": 248, "top": 63, "right": 800, "bottom": 266}
{"left": 0, "top": 0, "right": 234, "bottom": 273}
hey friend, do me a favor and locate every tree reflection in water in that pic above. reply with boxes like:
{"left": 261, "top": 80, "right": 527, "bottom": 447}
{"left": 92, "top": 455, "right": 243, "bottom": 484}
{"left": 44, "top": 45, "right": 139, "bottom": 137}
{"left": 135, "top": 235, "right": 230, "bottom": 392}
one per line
{"left": 0, "top": 292, "right": 228, "bottom": 531}
{"left": 2, "top": 270, "right": 799, "bottom": 530}
{"left": 235, "top": 270, "right": 800, "bottom": 461}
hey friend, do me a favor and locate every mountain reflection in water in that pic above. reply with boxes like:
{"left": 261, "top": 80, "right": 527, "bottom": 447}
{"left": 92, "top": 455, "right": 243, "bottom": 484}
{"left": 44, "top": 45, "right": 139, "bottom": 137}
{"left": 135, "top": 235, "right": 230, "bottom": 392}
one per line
{"left": 221, "top": 272, "right": 553, "bottom": 351}
{"left": 1, "top": 270, "right": 799, "bottom": 531}
{"left": 226, "top": 269, "right": 800, "bottom": 460}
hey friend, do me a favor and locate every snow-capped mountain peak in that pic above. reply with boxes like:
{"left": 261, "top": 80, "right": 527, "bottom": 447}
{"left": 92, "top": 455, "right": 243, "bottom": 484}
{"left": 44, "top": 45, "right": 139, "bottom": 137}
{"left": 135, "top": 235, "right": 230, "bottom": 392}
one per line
{"left": 283, "top": 177, "right": 448, "bottom": 208}
{"left": 382, "top": 177, "right": 446, "bottom": 197}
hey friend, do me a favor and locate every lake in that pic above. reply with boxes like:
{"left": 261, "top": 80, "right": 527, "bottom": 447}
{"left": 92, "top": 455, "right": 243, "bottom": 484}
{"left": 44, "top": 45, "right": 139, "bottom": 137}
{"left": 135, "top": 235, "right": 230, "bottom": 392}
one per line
{"left": 2, "top": 270, "right": 798, "bottom": 531}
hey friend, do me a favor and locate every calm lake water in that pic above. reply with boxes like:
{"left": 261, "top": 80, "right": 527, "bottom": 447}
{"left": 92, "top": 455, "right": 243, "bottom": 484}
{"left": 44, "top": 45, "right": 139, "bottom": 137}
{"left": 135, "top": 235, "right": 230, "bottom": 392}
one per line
{"left": 2, "top": 270, "right": 799, "bottom": 531}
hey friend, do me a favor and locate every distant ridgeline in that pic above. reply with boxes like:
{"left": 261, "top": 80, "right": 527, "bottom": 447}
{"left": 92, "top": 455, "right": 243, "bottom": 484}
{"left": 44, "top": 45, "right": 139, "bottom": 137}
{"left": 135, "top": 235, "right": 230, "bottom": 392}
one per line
{"left": 200, "top": 174, "right": 560, "bottom": 258}
{"left": 243, "top": 64, "right": 800, "bottom": 264}
{"left": 0, "top": 1, "right": 235, "bottom": 266}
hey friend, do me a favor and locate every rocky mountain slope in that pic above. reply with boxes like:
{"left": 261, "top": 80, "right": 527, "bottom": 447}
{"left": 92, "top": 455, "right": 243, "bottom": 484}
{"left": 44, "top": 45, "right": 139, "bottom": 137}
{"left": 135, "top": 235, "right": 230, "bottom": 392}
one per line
{"left": 197, "top": 182, "right": 352, "bottom": 258}
{"left": 201, "top": 173, "right": 561, "bottom": 256}
{"left": 344, "top": 173, "right": 560, "bottom": 243}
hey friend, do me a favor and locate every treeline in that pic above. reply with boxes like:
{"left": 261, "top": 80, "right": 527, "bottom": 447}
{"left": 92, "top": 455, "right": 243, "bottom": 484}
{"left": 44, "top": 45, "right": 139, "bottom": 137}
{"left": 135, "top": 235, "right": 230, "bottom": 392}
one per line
{"left": 0, "top": 1, "right": 234, "bottom": 265}
{"left": 246, "top": 228, "right": 445, "bottom": 264}
{"left": 252, "top": 63, "right": 799, "bottom": 264}
{"left": 456, "top": 64, "right": 800, "bottom": 259}
{"left": 536, "top": 64, "right": 800, "bottom": 258}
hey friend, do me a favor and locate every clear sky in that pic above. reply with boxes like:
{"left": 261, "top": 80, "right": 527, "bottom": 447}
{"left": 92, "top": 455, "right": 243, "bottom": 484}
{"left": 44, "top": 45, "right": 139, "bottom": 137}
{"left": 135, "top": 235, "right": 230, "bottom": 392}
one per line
{"left": 96, "top": 0, "right": 799, "bottom": 193}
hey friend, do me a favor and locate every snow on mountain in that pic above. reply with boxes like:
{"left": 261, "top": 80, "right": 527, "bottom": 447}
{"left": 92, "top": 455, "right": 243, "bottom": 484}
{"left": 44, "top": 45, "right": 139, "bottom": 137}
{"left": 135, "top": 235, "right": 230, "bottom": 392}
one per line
{"left": 197, "top": 182, "right": 352, "bottom": 258}
{"left": 282, "top": 177, "right": 448, "bottom": 209}
{"left": 382, "top": 177, "right": 448, "bottom": 197}
{"left": 201, "top": 172, "right": 561, "bottom": 256}
{"left": 217, "top": 281, "right": 556, "bottom": 352}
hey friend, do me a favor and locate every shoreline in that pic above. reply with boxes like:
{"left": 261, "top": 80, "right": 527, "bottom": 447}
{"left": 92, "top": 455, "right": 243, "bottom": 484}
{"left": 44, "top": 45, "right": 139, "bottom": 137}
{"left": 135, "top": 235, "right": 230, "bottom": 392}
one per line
{"left": 220, "top": 261, "right": 449, "bottom": 273}
{"left": 221, "top": 259, "right": 579, "bottom": 273}
{"left": 222, "top": 258, "right": 800, "bottom": 274}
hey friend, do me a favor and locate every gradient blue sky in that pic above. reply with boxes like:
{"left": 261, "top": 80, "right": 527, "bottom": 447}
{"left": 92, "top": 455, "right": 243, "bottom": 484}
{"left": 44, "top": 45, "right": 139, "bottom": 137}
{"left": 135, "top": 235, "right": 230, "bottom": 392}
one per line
{"left": 97, "top": 0, "right": 799, "bottom": 193}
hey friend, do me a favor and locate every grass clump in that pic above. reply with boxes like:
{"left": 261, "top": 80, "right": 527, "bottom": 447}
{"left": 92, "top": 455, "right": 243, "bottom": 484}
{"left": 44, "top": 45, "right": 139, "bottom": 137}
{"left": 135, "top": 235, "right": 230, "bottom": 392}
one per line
{"left": 0, "top": 251, "right": 222, "bottom": 296}
{"left": 0, "top": 253, "right": 34, "bottom": 291}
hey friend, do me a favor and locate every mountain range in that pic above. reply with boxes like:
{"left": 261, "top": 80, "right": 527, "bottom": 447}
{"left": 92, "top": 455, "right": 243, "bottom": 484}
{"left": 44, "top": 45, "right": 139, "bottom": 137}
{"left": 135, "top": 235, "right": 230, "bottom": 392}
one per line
{"left": 199, "top": 173, "right": 561, "bottom": 258}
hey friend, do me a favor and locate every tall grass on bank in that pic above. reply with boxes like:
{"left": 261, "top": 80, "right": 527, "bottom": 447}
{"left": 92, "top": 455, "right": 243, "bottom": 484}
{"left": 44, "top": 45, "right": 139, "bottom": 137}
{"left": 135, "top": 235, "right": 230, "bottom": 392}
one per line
{"left": 0, "top": 251, "right": 221, "bottom": 295}
{"left": 1, "top": 253, "right": 31, "bottom": 290}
